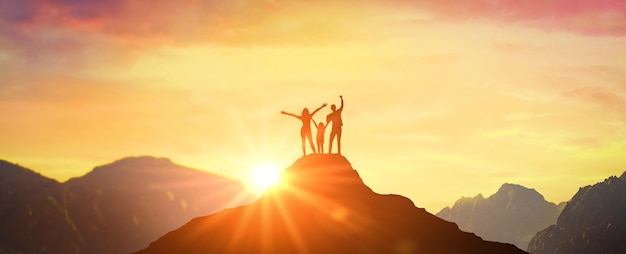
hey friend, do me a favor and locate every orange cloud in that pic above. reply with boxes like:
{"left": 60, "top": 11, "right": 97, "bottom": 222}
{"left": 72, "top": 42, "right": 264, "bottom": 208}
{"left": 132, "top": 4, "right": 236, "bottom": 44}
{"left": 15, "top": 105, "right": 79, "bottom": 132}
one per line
{"left": 563, "top": 86, "right": 626, "bottom": 111}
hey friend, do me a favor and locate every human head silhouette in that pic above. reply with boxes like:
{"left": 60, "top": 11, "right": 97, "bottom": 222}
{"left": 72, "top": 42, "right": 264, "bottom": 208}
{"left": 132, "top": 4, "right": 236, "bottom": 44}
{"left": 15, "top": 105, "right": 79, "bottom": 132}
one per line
{"left": 331, "top": 105, "right": 336, "bottom": 111}
{"left": 302, "top": 108, "right": 309, "bottom": 116}
{"left": 318, "top": 122, "right": 324, "bottom": 128}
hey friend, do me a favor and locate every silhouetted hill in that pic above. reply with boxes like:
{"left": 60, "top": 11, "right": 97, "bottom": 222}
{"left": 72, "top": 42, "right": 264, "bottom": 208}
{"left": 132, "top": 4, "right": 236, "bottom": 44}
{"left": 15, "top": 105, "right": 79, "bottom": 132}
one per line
{"left": 0, "top": 157, "right": 256, "bottom": 254}
{"left": 436, "top": 183, "right": 564, "bottom": 250}
{"left": 0, "top": 160, "right": 81, "bottom": 254}
{"left": 528, "top": 171, "right": 626, "bottom": 254}
{"left": 63, "top": 156, "right": 257, "bottom": 254}
{"left": 135, "top": 154, "right": 526, "bottom": 254}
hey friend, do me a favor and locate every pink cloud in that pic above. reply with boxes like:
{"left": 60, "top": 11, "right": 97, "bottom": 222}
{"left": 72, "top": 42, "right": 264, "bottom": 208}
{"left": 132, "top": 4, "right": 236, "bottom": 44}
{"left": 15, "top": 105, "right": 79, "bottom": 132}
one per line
{"left": 1, "top": 0, "right": 624, "bottom": 74}
{"left": 401, "top": 0, "right": 626, "bottom": 35}
{"left": 2, "top": 0, "right": 625, "bottom": 50}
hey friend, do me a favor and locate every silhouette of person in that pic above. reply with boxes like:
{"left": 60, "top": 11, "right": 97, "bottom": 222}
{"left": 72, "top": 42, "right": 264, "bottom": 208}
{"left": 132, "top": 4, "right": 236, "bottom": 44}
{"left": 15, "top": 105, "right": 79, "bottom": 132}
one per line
{"left": 281, "top": 103, "right": 327, "bottom": 156}
{"left": 326, "top": 95, "right": 343, "bottom": 154}
{"left": 312, "top": 119, "right": 326, "bottom": 154}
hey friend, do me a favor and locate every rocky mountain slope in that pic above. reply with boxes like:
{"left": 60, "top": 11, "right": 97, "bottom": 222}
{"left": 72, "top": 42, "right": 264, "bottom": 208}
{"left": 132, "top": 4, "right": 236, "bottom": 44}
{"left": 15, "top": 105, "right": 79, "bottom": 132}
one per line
{"left": 437, "top": 183, "right": 564, "bottom": 249}
{"left": 0, "top": 157, "right": 255, "bottom": 254}
{"left": 528, "top": 171, "right": 626, "bottom": 254}
{"left": 0, "top": 160, "right": 81, "bottom": 254}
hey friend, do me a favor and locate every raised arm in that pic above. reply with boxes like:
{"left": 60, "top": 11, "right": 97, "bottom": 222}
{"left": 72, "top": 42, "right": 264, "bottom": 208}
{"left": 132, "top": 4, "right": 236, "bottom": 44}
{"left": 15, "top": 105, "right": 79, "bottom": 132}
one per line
{"left": 281, "top": 110, "right": 301, "bottom": 119}
{"left": 338, "top": 95, "right": 344, "bottom": 111}
{"left": 311, "top": 103, "right": 327, "bottom": 116}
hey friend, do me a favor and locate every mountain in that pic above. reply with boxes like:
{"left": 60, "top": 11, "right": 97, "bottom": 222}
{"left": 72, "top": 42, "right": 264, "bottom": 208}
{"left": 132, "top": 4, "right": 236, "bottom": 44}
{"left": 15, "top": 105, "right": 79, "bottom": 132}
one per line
{"left": 528, "top": 171, "right": 626, "bottom": 254}
{"left": 0, "top": 156, "right": 256, "bottom": 254}
{"left": 63, "top": 156, "right": 257, "bottom": 254}
{"left": 436, "top": 183, "right": 564, "bottom": 250}
{"left": 135, "top": 154, "right": 526, "bottom": 254}
{"left": 0, "top": 160, "right": 81, "bottom": 254}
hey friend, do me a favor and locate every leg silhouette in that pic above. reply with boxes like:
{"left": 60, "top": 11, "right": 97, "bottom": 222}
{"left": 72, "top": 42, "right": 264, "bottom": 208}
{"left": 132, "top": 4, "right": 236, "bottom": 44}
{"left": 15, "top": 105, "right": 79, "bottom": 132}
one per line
{"left": 307, "top": 133, "right": 316, "bottom": 154}
{"left": 317, "top": 141, "right": 324, "bottom": 154}
{"left": 301, "top": 135, "right": 306, "bottom": 156}
{"left": 329, "top": 133, "right": 335, "bottom": 154}
{"left": 337, "top": 132, "right": 342, "bottom": 154}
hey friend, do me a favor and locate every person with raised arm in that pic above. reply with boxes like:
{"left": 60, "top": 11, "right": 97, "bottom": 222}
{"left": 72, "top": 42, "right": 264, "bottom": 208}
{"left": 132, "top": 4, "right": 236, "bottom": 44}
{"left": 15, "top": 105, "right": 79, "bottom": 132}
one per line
{"left": 326, "top": 95, "right": 344, "bottom": 154}
{"left": 281, "top": 103, "right": 327, "bottom": 156}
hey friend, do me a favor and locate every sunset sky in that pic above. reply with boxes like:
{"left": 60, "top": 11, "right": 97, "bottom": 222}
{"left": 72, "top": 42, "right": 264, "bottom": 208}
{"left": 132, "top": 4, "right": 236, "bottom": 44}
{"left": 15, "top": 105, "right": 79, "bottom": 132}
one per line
{"left": 2, "top": 0, "right": 626, "bottom": 212}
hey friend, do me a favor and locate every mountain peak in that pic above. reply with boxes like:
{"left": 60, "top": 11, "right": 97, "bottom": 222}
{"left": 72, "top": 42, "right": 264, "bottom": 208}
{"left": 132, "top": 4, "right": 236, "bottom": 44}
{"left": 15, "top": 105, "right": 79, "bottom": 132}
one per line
{"left": 277, "top": 154, "right": 373, "bottom": 198}
{"left": 498, "top": 183, "right": 526, "bottom": 191}
{"left": 101, "top": 156, "right": 174, "bottom": 168}
{"left": 493, "top": 183, "right": 545, "bottom": 202}
{"left": 437, "top": 183, "right": 561, "bottom": 250}
{"left": 496, "top": 183, "right": 534, "bottom": 194}
{"left": 66, "top": 156, "right": 205, "bottom": 185}
{"left": 135, "top": 155, "right": 525, "bottom": 254}
{"left": 0, "top": 160, "right": 58, "bottom": 184}
{"left": 1, "top": 157, "right": 255, "bottom": 254}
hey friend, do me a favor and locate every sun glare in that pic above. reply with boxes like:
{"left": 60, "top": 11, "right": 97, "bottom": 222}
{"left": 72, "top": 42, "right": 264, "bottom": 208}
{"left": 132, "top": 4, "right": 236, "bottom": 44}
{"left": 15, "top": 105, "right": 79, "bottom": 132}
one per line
{"left": 252, "top": 164, "right": 281, "bottom": 190}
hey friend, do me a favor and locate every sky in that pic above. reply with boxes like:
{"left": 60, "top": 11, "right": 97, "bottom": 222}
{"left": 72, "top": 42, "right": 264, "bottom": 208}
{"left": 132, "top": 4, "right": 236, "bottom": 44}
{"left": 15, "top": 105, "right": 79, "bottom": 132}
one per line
{"left": 2, "top": 0, "right": 626, "bottom": 213}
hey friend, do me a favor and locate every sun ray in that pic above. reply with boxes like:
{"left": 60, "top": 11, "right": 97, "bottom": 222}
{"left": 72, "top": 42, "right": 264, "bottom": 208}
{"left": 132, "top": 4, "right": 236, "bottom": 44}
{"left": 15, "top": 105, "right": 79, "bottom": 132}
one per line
{"left": 270, "top": 192, "right": 308, "bottom": 252}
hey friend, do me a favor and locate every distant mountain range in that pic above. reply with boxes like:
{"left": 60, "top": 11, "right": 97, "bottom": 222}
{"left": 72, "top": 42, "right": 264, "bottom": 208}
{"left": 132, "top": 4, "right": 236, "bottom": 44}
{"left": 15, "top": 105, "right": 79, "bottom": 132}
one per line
{"left": 528, "top": 171, "right": 626, "bottom": 254}
{"left": 4, "top": 154, "right": 623, "bottom": 254}
{"left": 134, "top": 154, "right": 526, "bottom": 254}
{"left": 0, "top": 156, "right": 256, "bottom": 254}
{"left": 436, "top": 183, "right": 565, "bottom": 250}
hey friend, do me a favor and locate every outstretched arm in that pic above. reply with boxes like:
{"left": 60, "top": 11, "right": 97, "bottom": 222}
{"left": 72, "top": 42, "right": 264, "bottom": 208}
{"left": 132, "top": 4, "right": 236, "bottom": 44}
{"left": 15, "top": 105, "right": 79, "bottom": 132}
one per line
{"left": 281, "top": 111, "right": 301, "bottom": 119}
{"left": 311, "top": 103, "right": 327, "bottom": 116}
{"left": 338, "top": 95, "right": 344, "bottom": 111}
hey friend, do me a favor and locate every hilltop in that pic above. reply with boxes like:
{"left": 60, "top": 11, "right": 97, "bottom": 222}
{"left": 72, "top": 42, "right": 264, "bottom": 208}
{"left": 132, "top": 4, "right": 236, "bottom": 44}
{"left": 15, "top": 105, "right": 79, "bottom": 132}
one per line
{"left": 135, "top": 154, "right": 526, "bottom": 254}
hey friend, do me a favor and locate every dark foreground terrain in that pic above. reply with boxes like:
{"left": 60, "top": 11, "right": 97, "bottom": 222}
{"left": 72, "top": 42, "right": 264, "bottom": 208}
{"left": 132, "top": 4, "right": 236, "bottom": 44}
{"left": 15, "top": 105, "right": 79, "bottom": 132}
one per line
{"left": 136, "top": 154, "right": 526, "bottom": 254}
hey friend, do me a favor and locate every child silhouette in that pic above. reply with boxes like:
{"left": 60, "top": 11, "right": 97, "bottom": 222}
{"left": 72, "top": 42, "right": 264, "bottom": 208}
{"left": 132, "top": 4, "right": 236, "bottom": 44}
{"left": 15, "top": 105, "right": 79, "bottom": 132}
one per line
{"left": 312, "top": 119, "right": 326, "bottom": 154}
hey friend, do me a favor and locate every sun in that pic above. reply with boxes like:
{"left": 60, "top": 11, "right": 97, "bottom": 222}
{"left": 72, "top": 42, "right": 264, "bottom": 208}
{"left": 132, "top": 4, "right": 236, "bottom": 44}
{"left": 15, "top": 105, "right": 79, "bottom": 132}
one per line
{"left": 251, "top": 164, "right": 281, "bottom": 190}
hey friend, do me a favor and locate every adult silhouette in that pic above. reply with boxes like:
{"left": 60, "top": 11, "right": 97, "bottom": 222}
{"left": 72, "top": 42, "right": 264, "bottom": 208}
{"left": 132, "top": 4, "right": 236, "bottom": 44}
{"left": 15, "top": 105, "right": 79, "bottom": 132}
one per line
{"left": 281, "top": 103, "right": 327, "bottom": 156}
{"left": 326, "top": 95, "right": 344, "bottom": 154}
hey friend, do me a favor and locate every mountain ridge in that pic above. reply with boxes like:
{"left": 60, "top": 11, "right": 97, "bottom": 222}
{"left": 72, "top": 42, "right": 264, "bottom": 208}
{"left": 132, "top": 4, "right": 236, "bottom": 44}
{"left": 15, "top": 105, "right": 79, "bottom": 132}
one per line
{"left": 436, "top": 183, "right": 563, "bottom": 250}
{"left": 0, "top": 156, "right": 255, "bottom": 254}
{"left": 0, "top": 160, "right": 82, "bottom": 254}
{"left": 528, "top": 171, "right": 626, "bottom": 254}
{"left": 135, "top": 154, "right": 526, "bottom": 254}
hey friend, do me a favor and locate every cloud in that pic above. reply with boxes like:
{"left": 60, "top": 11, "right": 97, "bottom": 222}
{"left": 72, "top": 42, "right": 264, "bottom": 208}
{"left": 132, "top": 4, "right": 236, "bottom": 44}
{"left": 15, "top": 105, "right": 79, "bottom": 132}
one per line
{"left": 552, "top": 65, "right": 626, "bottom": 90}
{"left": 565, "top": 136, "right": 605, "bottom": 149}
{"left": 1, "top": 0, "right": 363, "bottom": 45}
{"left": 563, "top": 86, "right": 626, "bottom": 111}
{"left": 0, "top": 0, "right": 38, "bottom": 23}
{"left": 503, "top": 112, "right": 551, "bottom": 121}
{"left": 492, "top": 41, "right": 543, "bottom": 53}
{"left": 0, "top": 0, "right": 373, "bottom": 72}
{"left": 399, "top": 0, "right": 626, "bottom": 36}
{"left": 2, "top": 0, "right": 624, "bottom": 74}
{"left": 2, "top": 0, "right": 625, "bottom": 49}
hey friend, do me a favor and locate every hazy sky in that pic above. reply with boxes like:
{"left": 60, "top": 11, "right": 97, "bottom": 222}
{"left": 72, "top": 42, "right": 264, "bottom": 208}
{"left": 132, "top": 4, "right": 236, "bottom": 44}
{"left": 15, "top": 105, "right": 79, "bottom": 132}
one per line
{"left": 2, "top": 0, "right": 626, "bottom": 212}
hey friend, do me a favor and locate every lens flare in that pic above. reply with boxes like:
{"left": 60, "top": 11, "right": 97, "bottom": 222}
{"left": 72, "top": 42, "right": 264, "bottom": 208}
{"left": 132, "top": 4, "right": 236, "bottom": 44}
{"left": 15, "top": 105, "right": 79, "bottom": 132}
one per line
{"left": 252, "top": 164, "right": 281, "bottom": 189}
